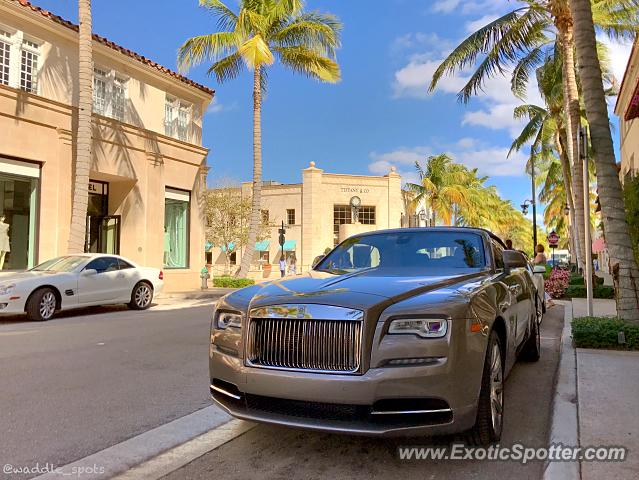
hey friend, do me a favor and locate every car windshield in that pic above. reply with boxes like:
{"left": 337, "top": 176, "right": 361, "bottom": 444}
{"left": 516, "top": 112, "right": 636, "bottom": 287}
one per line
{"left": 315, "top": 231, "right": 487, "bottom": 275}
{"left": 31, "top": 256, "right": 87, "bottom": 272}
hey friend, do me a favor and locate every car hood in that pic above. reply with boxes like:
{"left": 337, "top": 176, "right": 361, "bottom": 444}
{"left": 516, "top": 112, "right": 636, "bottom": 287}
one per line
{"left": 231, "top": 268, "right": 491, "bottom": 312}
{"left": 0, "top": 271, "right": 71, "bottom": 284}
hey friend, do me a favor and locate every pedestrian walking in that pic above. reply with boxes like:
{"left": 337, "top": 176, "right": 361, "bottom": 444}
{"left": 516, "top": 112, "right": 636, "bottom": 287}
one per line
{"left": 288, "top": 255, "right": 297, "bottom": 275}
{"left": 279, "top": 257, "right": 287, "bottom": 278}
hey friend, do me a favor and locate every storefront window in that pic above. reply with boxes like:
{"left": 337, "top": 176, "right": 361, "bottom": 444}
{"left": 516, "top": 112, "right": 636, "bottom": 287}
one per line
{"left": 164, "top": 188, "right": 190, "bottom": 268}
{"left": 0, "top": 160, "right": 39, "bottom": 270}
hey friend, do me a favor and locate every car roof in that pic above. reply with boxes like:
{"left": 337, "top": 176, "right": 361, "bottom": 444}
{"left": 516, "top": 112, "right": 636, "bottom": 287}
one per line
{"left": 351, "top": 226, "right": 507, "bottom": 248}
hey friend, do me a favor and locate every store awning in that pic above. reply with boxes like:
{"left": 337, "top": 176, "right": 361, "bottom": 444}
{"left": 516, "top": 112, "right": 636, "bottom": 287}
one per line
{"left": 220, "top": 242, "right": 236, "bottom": 252}
{"left": 255, "top": 240, "right": 270, "bottom": 251}
{"left": 205, "top": 241, "right": 214, "bottom": 251}
{"left": 283, "top": 240, "right": 297, "bottom": 251}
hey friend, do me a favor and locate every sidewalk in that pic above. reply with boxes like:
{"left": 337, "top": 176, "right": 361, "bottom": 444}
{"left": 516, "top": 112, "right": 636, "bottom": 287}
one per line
{"left": 545, "top": 298, "right": 639, "bottom": 480}
{"left": 157, "top": 287, "right": 237, "bottom": 300}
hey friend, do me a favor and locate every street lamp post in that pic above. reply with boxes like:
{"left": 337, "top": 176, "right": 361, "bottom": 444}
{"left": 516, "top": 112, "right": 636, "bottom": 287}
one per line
{"left": 418, "top": 209, "right": 427, "bottom": 227}
{"left": 520, "top": 149, "right": 538, "bottom": 255}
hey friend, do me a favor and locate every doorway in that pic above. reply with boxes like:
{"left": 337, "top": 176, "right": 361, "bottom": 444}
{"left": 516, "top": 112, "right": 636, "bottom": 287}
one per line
{"left": 85, "top": 180, "right": 120, "bottom": 254}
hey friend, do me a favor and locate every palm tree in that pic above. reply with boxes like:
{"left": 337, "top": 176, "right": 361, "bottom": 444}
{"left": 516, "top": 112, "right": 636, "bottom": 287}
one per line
{"left": 178, "top": 0, "right": 341, "bottom": 277}
{"left": 406, "top": 154, "right": 472, "bottom": 226}
{"left": 68, "top": 0, "right": 93, "bottom": 253}
{"left": 429, "top": 0, "right": 638, "bottom": 272}
{"left": 568, "top": 0, "right": 639, "bottom": 323}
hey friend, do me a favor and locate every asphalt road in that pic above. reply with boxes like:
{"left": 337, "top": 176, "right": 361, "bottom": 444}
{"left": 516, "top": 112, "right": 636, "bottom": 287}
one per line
{"left": 167, "top": 304, "right": 564, "bottom": 480}
{"left": 0, "top": 301, "right": 217, "bottom": 479}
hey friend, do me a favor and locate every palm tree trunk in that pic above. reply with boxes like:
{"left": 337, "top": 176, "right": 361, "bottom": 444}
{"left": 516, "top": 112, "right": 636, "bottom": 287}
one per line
{"left": 237, "top": 66, "right": 263, "bottom": 278}
{"left": 569, "top": 0, "right": 639, "bottom": 323}
{"left": 557, "top": 129, "right": 581, "bottom": 264}
{"left": 68, "top": 0, "right": 92, "bottom": 253}
{"left": 557, "top": 19, "right": 586, "bottom": 272}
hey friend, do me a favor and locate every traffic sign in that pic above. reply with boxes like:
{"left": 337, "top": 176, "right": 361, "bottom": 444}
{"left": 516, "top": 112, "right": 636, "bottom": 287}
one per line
{"left": 547, "top": 230, "right": 560, "bottom": 246}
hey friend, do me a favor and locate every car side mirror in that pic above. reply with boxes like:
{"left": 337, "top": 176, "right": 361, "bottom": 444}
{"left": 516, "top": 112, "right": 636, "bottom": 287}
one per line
{"left": 312, "top": 255, "right": 325, "bottom": 268}
{"left": 81, "top": 268, "right": 97, "bottom": 276}
{"left": 533, "top": 265, "right": 546, "bottom": 274}
{"left": 503, "top": 250, "right": 528, "bottom": 270}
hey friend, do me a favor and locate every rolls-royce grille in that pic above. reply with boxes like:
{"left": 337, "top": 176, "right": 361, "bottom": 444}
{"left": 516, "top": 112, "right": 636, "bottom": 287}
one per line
{"left": 246, "top": 318, "right": 362, "bottom": 373}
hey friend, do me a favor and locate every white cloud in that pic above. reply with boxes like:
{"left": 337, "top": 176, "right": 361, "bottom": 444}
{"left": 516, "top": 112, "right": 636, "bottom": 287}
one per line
{"left": 205, "top": 100, "right": 237, "bottom": 115}
{"left": 465, "top": 14, "right": 500, "bottom": 33}
{"left": 368, "top": 139, "right": 528, "bottom": 179}
{"left": 432, "top": 0, "right": 461, "bottom": 14}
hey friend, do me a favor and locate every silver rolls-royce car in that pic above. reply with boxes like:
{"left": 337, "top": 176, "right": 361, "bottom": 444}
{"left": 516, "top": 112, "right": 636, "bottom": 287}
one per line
{"left": 209, "top": 228, "right": 542, "bottom": 445}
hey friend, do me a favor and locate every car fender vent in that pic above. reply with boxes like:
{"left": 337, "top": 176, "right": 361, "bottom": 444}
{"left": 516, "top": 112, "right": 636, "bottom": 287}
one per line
{"left": 64, "top": 289, "right": 75, "bottom": 296}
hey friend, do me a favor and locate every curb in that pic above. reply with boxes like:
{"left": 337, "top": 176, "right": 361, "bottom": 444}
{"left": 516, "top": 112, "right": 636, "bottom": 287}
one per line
{"left": 157, "top": 288, "right": 237, "bottom": 301}
{"left": 543, "top": 300, "right": 580, "bottom": 480}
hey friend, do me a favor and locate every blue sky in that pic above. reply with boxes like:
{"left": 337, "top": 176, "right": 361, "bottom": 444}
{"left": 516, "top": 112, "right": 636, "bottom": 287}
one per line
{"left": 34, "top": 0, "right": 632, "bottom": 228}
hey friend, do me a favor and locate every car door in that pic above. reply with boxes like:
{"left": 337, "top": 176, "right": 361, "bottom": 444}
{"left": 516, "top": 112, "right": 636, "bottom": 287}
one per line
{"left": 492, "top": 242, "right": 526, "bottom": 347}
{"left": 77, "top": 256, "right": 124, "bottom": 305}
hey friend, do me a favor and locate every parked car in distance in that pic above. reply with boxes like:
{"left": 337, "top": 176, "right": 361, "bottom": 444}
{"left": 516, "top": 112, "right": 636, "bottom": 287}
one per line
{"left": 209, "top": 228, "right": 542, "bottom": 445}
{"left": 0, "top": 254, "right": 163, "bottom": 321}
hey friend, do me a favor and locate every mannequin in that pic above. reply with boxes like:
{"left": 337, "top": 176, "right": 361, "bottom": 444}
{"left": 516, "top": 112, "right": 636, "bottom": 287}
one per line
{"left": 0, "top": 215, "right": 10, "bottom": 270}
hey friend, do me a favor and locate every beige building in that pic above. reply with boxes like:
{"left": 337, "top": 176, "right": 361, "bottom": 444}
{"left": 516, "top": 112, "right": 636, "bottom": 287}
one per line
{"left": 615, "top": 38, "right": 639, "bottom": 180}
{"left": 0, "top": 0, "right": 214, "bottom": 290}
{"left": 207, "top": 162, "right": 403, "bottom": 280}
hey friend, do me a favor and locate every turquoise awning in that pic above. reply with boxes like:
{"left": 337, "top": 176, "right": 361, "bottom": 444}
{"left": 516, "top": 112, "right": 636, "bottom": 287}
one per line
{"left": 282, "top": 240, "right": 297, "bottom": 251}
{"left": 205, "top": 241, "right": 214, "bottom": 251}
{"left": 255, "top": 240, "right": 270, "bottom": 251}
{"left": 220, "top": 242, "right": 236, "bottom": 252}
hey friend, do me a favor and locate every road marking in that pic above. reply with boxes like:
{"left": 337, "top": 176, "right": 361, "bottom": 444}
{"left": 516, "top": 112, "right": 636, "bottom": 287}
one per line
{"left": 33, "top": 405, "right": 236, "bottom": 480}
{"left": 0, "top": 330, "right": 38, "bottom": 336}
{"left": 112, "top": 420, "right": 255, "bottom": 480}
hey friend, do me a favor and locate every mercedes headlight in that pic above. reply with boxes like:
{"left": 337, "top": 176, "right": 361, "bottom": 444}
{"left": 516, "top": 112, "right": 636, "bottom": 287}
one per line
{"left": 0, "top": 284, "right": 15, "bottom": 295}
{"left": 216, "top": 312, "right": 243, "bottom": 330}
{"left": 388, "top": 318, "right": 448, "bottom": 338}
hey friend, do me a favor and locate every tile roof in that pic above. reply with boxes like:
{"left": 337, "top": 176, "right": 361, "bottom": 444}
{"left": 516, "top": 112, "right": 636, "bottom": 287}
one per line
{"left": 9, "top": 0, "right": 214, "bottom": 96}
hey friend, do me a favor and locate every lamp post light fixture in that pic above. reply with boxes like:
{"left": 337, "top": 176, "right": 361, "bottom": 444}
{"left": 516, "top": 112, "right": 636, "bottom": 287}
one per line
{"left": 520, "top": 199, "right": 538, "bottom": 254}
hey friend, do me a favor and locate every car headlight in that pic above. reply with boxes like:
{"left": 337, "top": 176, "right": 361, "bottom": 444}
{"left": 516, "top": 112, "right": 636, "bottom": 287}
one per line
{"left": 0, "top": 284, "right": 15, "bottom": 295}
{"left": 388, "top": 318, "right": 448, "bottom": 338}
{"left": 216, "top": 312, "right": 243, "bottom": 330}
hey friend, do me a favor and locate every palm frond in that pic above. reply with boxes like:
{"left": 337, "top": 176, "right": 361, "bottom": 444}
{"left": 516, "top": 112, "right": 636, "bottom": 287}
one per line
{"left": 274, "top": 45, "right": 340, "bottom": 82}
{"left": 178, "top": 32, "right": 240, "bottom": 72}
{"left": 199, "top": 0, "right": 238, "bottom": 32}
{"left": 207, "top": 52, "right": 245, "bottom": 83}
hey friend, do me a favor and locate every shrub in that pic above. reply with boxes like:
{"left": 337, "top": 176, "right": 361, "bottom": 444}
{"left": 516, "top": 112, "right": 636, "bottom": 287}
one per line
{"left": 572, "top": 316, "right": 639, "bottom": 350}
{"left": 542, "top": 264, "right": 552, "bottom": 280}
{"left": 545, "top": 268, "right": 570, "bottom": 298}
{"left": 565, "top": 285, "right": 615, "bottom": 299}
{"left": 569, "top": 275, "right": 604, "bottom": 286}
{"left": 212, "top": 276, "right": 255, "bottom": 288}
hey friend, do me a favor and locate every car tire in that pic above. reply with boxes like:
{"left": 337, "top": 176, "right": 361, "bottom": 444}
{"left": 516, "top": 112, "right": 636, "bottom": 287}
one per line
{"left": 467, "top": 330, "right": 503, "bottom": 446}
{"left": 128, "top": 282, "right": 153, "bottom": 310}
{"left": 26, "top": 288, "right": 57, "bottom": 321}
{"left": 519, "top": 301, "right": 541, "bottom": 362}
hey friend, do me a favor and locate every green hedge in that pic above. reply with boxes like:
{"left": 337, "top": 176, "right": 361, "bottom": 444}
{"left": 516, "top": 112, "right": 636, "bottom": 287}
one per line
{"left": 572, "top": 316, "right": 639, "bottom": 350}
{"left": 565, "top": 285, "right": 615, "bottom": 299}
{"left": 569, "top": 275, "right": 604, "bottom": 286}
{"left": 212, "top": 277, "right": 255, "bottom": 288}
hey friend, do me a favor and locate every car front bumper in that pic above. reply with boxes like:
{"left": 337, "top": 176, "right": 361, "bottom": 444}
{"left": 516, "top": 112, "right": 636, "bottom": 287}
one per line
{"left": 209, "top": 318, "right": 487, "bottom": 437}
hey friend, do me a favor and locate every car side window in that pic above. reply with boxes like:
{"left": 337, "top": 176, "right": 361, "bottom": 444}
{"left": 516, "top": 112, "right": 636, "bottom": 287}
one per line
{"left": 118, "top": 259, "right": 134, "bottom": 270}
{"left": 492, "top": 242, "right": 505, "bottom": 270}
{"left": 85, "top": 257, "right": 120, "bottom": 274}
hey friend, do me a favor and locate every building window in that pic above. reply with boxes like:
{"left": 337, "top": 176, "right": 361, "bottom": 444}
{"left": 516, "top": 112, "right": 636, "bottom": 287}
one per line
{"left": 230, "top": 251, "right": 237, "bottom": 265}
{"left": 333, "top": 205, "right": 351, "bottom": 246}
{"left": 20, "top": 41, "right": 39, "bottom": 93}
{"left": 165, "top": 96, "right": 191, "bottom": 141}
{"left": 259, "top": 251, "right": 269, "bottom": 264}
{"left": 261, "top": 209, "right": 269, "bottom": 224}
{"left": 0, "top": 34, "right": 10, "bottom": 86}
{"left": 0, "top": 158, "right": 40, "bottom": 270}
{"left": 359, "top": 206, "right": 376, "bottom": 225}
{"left": 287, "top": 208, "right": 295, "bottom": 225}
{"left": 93, "top": 68, "right": 128, "bottom": 121}
{"left": 164, "top": 188, "right": 190, "bottom": 268}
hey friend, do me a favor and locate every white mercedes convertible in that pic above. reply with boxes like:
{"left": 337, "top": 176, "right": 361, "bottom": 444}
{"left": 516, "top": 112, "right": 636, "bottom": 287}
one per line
{"left": 0, "top": 254, "right": 164, "bottom": 321}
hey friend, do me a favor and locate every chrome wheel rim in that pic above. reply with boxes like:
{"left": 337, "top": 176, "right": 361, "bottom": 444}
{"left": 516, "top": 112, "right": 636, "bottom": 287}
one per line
{"left": 135, "top": 284, "right": 152, "bottom": 307}
{"left": 39, "top": 292, "right": 56, "bottom": 319}
{"left": 490, "top": 342, "right": 503, "bottom": 434}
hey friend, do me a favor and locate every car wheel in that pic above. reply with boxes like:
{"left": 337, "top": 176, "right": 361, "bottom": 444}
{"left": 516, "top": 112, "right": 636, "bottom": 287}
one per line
{"left": 468, "top": 331, "right": 503, "bottom": 446}
{"left": 26, "top": 288, "right": 57, "bottom": 321}
{"left": 519, "top": 301, "right": 541, "bottom": 362}
{"left": 128, "top": 282, "right": 153, "bottom": 310}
